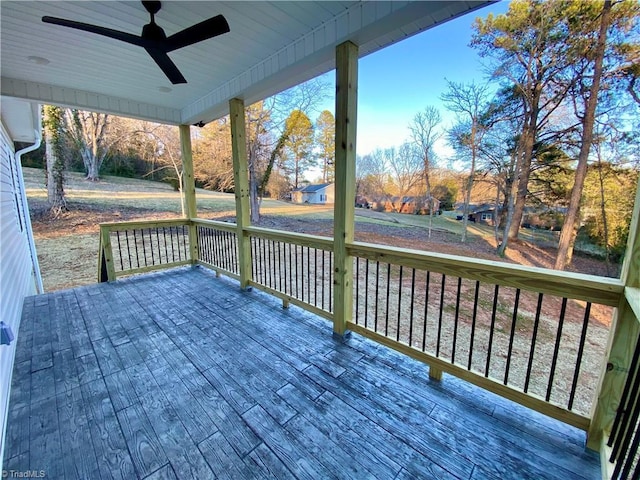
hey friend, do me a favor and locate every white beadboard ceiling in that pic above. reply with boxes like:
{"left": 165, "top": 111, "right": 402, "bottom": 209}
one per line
{"left": 1, "top": 1, "right": 489, "bottom": 126}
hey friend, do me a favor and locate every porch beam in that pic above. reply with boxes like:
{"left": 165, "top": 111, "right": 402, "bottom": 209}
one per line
{"left": 332, "top": 41, "right": 358, "bottom": 338}
{"left": 229, "top": 98, "right": 253, "bottom": 289}
{"left": 588, "top": 180, "right": 640, "bottom": 451}
{"left": 179, "top": 124, "right": 198, "bottom": 263}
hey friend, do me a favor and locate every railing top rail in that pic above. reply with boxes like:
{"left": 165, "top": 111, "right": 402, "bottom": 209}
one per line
{"left": 191, "top": 218, "right": 238, "bottom": 232}
{"left": 100, "top": 218, "right": 189, "bottom": 230}
{"left": 349, "top": 241, "right": 624, "bottom": 307}
{"left": 244, "top": 226, "right": 334, "bottom": 251}
{"left": 98, "top": 218, "right": 623, "bottom": 306}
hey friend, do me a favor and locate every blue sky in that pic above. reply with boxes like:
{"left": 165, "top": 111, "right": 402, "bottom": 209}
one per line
{"left": 313, "top": 1, "right": 510, "bottom": 159}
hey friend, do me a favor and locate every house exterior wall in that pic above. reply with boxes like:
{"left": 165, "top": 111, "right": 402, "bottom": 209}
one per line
{"left": 469, "top": 210, "right": 495, "bottom": 226}
{"left": 291, "top": 191, "right": 303, "bottom": 203}
{"left": 324, "top": 184, "right": 335, "bottom": 204}
{"left": 0, "top": 121, "right": 37, "bottom": 466}
{"left": 307, "top": 184, "right": 334, "bottom": 204}
{"left": 291, "top": 184, "right": 334, "bottom": 204}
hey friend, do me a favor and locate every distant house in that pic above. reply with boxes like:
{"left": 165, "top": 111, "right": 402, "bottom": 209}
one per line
{"left": 355, "top": 196, "right": 372, "bottom": 208}
{"left": 461, "top": 204, "right": 500, "bottom": 225}
{"left": 291, "top": 183, "right": 334, "bottom": 204}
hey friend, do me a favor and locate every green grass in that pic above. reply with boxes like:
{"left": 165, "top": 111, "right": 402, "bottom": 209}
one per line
{"left": 24, "top": 168, "right": 465, "bottom": 232}
{"left": 25, "top": 167, "right": 267, "bottom": 216}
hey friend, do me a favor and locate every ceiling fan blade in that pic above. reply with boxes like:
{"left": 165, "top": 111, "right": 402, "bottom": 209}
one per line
{"left": 165, "top": 14, "right": 230, "bottom": 52}
{"left": 42, "top": 16, "right": 153, "bottom": 48}
{"left": 145, "top": 48, "right": 186, "bottom": 84}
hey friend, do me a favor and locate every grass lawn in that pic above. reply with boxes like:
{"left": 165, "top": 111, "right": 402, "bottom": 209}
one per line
{"left": 24, "top": 167, "right": 617, "bottom": 292}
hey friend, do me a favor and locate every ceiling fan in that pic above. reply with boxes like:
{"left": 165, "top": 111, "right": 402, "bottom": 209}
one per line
{"left": 42, "top": 1, "right": 230, "bottom": 85}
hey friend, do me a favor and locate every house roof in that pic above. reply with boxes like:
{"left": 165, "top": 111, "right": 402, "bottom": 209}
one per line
{"left": 470, "top": 203, "right": 496, "bottom": 213}
{"left": 1, "top": 1, "right": 488, "bottom": 126}
{"left": 296, "top": 183, "right": 333, "bottom": 193}
{"left": 458, "top": 203, "right": 503, "bottom": 214}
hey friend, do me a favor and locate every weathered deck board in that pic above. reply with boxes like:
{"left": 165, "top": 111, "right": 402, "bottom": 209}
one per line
{"left": 4, "top": 266, "right": 600, "bottom": 479}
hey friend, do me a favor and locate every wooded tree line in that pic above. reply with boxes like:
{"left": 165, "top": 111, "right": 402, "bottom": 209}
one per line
{"left": 356, "top": 0, "right": 639, "bottom": 269}
{"left": 33, "top": 78, "right": 333, "bottom": 220}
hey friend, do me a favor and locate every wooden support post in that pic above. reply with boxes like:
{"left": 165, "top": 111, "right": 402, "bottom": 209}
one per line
{"left": 229, "top": 98, "right": 253, "bottom": 289}
{"left": 179, "top": 124, "right": 198, "bottom": 263}
{"left": 588, "top": 181, "right": 640, "bottom": 451}
{"left": 332, "top": 41, "right": 358, "bottom": 340}
{"left": 429, "top": 366, "right": 443, "bottom": 381}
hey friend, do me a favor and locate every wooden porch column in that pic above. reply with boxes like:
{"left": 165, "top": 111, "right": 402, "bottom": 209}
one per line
{"left": 587, "top": 180, "right": 640, "bottom": 451}
{"left": 332, "top": 41, "right": 358, "bottom": 340}
{"left": 229, "top": 98, "right": 253, "bottom": 289}
{"left": 179, "top": 124, "right": 198, "bottom": 263}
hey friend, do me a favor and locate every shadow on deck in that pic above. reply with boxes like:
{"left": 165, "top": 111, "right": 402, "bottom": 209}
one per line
{"left": 4, "top": 266, "right": 599, "bottom": 479}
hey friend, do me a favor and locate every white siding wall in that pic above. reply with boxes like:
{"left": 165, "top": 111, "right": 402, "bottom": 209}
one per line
{"left": 325, "top": 184, "right": 335, "bottom": 204}
{"left": 0, "top": 123, "right": 36, "bottom": 466}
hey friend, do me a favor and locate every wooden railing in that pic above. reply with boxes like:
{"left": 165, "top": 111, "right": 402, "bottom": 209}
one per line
{"left": 605, "top": 324, "right": 640, "bottom": 479}
{"left": 245, "top": 226, "right": 334, "bottom": 320}
{"left": 347, "top": 242, "right": 621, "bottom": 429}
{"left": 193, "top": 219, "right": 239, "bottom": 279}
{"left": 99, "top": 216, "right": 638, "bottom": 476}
{"left": 98, "top": 219, "right": 191, "bottom": 282}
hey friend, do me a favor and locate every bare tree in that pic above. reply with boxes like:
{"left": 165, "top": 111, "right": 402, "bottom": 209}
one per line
{"left": 409, "top": 106, "right": 442, "bottom": 237}
{"left": 193, "top": 118, "right": 235, "bottom": 192}
{"left": 148, "top": 125, "right": 185, "bottom": 216}
{"left": 128, "top": 121, "right": 186, "bottom": 215}
{"left": 385, "top": 143, "right": 423, "bottom": 212}
{"left": 356, "top": 152, "right": 386, "bottom": 203}
{"left": 245, "top": 78, "right": 329, "bottom": 222}
{"left": 66, "top": 110, "right": 113, "bottom": 181}
{"left": 442, "top": 80, "right": 491, "bottom": 242}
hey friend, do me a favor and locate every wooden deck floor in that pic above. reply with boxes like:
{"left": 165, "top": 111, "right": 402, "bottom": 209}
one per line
{"left": 4, "top": 266, "right": 599, "bottom": 479}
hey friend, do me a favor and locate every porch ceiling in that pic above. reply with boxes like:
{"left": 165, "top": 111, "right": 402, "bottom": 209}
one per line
{"left": 1, "top": 1, "right": 489, "bottom": 125}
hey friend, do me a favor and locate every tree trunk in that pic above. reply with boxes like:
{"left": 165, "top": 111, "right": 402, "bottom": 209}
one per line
{"left": 461, "top": 126, "right": 478, "bottom": 243}
{"left": 258, "top": 132, "right": 288, "bottom": 199}
{"left": 461, "top": 175, "right": 472, "bottom": 243}
{"left": 497, "top": 147, "right": 521, "bottom": 256}
{"left": 294, "top": 156, "right": 300, "bottom": 189}
{"left": 44, "top": 106, "right": 66, "bottom": 215}
{"left": 596, "top": 154, "right": 611, "bottom": 275}
{"left": 425, "top": 166, "right": 433, "bottom": 239}
{"left": 178, "top": 172, "right": 185, "bottom": 217}
{"left": 249, "top": 158, "right": 260, "bottom": 223}
{"left": 555, "top": 0, "right": 611, "bottom": 270}
{"left": 494, "top": 181, "right": 501, "bottom": 244}
{"left": 45, "top": 134, "right": 66, "bottom": 213}
{"left": 507, "top": 121, "right": 535, "bottom": 240}
{"left": 87, "top": 159, "right": 100, "bottom": 181}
